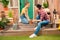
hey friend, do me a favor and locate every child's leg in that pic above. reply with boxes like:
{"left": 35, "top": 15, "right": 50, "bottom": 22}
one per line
{"left": 20, "top": 15, "right": 29, "bottom": 24}
{"left": 34, "top": 20, "right": 49, "bottom": 35}
{"left": 36, "top": 15, "right": 40, "bottom": 20}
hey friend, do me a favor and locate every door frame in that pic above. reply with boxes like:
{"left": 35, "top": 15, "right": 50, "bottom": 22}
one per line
{"left": 18, "top": 0, "right": 34, "bottom": 20}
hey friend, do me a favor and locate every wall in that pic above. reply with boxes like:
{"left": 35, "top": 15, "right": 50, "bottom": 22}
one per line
{"left": 0, "top": 0, "right": 60, "bottom": 19}
{"left": 34, "top": 0, "right": 60, "bottom": 22}
{"left": 0, "top": 3, "right": 3, "bottom": 18}
{"left": 48, "top": 0, "right": 60, "bottom": 19}
{"left": 57, "top": 0, "right": 60, "bottom": 17}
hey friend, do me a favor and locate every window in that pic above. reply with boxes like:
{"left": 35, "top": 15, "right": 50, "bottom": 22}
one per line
{"left": 8, "top": 0, "right": 20, "bottom": 21}
{"left": 9, "top": 0, "right": 19, "bottom": 8}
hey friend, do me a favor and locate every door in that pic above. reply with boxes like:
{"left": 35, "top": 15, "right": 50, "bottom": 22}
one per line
{"left": 20, "top": 0, "right": 33, "bottom": 19}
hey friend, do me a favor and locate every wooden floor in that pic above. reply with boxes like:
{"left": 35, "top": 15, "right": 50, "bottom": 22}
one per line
{"left": 0, "top": 23, "right": 60, "bottom": 36}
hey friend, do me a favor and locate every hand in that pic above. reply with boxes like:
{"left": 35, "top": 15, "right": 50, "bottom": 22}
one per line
{"left": 27, "top": 19, "right": 30, "bottom": 21}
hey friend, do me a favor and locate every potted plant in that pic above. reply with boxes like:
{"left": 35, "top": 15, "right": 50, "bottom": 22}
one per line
{"left": 8, "top": 10, "right": 13, "bottom": 18}
{"left": 0, "top": 11, "right": 10, "bottom": 30}
{"left": 0, "top": 20, "right": 10, "bottom": 30}
{"left": 0, "top": 21, "right": 6, "bottom": 30}
{"left": 43, "top": 1, "right": 50, "bottom": 13}
{"left": 1, "top": 0, "right": 9, "bottom": 11}
{"left": 29, "top": 18, "right": 33, "bottom": 24}
{"left": 43, "top": 1, "right": 49, "bottom": 8}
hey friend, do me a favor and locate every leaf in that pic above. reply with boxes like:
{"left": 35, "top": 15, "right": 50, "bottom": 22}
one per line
{"left": 2, "top": 0, "right": 9, "bottom": 7}
{"left": 43, "top": 1, "right": 49, "bottom": 8}
{"left": 8, "top": 10, "right": 13, "bottom": 18}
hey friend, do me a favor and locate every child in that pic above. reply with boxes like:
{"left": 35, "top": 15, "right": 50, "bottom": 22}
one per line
{"left": 20, "top": 2, "right": 30, "bottom": 24}
{"left": 29, "top": 4, "right": 50, "bottom": 38}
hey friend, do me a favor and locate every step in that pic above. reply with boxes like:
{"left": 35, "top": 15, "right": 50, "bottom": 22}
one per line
{"left": 0, "top": 28, "right": 34, "bottom": 36}
{"left": 18, "top": 23, "right": 36, "bottom": 26}
{"left": 40, "top": 28, "right": 60, "bottom": 35}
{"left": 18, "top": 23, "right": 36, "bottom": 28}
{"left": 0, "top": 28, "right": 60, "bottom": 36}
{"left": 18, "top": 23, "right": 53, "bottom": 28}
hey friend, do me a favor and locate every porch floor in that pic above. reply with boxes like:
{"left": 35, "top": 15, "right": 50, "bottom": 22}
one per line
{"left": 0, "top": 23, "right": 60, "bottom": 36}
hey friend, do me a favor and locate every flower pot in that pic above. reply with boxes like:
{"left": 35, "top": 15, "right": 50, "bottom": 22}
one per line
{"left": 3, "top": 7, "right": 8, "bottom": 11}
{"left": 29, "top": 20, "right": 33, "bottom": 24}
{"left": 0, "top": 28, "right": 3, "bottom": 30}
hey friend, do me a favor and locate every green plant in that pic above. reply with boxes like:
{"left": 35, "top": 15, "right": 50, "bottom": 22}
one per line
{"left": 0, "top": 17, "right": 10, "bottom": 29}
{"left": 43, "top": 1, "right": 49, "bottom": 8}
{"left": 0, "top": 21, "right": 6, "bottom": 29}
{"left": 8, "top": 10, "right": 13, "bottom": 18}
{"left": 1, "top": 0, "right": 9, "bottom": 8}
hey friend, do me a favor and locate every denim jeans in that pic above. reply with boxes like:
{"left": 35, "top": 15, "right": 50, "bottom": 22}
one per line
{"left": 34, "top": 20, "right": 49, "bottom": 35}
{"left": 36, "top": 15, "right": 40, "bottom": 20}
{"left": 20, "top": 15, "right": 29, "bottom": 24}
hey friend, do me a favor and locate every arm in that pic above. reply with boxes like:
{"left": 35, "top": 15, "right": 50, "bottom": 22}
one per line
{"left": 46, "top": 13, "right": 50, "bottom": 21}
{"left": 20, "top": 8, "right": 25, "bottom": 16}
{"left": 25, "top": 10, "right": 30, "bottom": 21}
